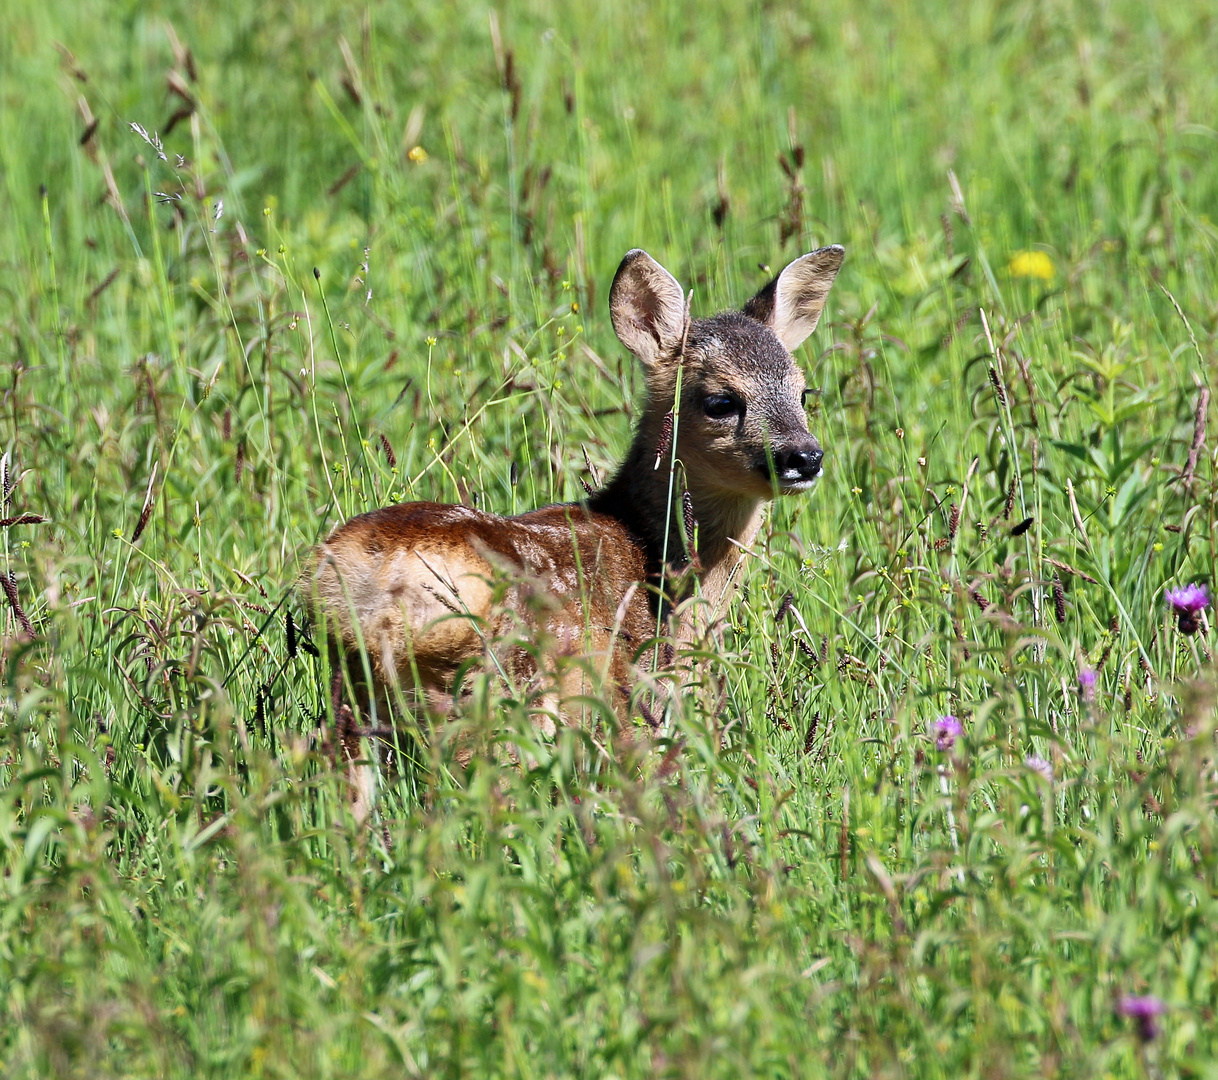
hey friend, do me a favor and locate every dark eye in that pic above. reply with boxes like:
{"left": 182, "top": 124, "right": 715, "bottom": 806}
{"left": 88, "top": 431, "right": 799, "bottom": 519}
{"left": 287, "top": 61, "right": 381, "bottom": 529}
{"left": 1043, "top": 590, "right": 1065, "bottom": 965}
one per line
{"left": 801, "top": 388, "right": 811, "bottom": 407}
{"left": 703, "top": 393, "right": 740, "bottom": 419}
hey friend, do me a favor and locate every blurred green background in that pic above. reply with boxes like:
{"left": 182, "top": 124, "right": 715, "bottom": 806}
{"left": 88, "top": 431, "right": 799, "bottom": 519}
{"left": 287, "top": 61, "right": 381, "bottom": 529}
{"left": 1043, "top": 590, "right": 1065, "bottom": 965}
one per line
{"left": 1, "top": 1, "right": 1216, "bottom": 1076}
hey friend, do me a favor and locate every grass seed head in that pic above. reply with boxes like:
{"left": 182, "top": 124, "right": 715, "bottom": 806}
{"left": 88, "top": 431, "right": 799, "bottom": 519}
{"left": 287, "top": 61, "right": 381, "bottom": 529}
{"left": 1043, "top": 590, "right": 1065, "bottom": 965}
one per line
{"left": 987, "top": 366, "right": 1008, "bottom": 408}
{"left": 131, "top": 501, "right": 154, "bottom": 544}
{"left": 132, "top": 462, "right": 158, "bottom": 544}
{"left": 803, "top": 712, "right": 820, "bottom": 756}
{"left": 1095, "top": 638, "right": 1113, "bottom": 672}
{"left": 0, "top": 514, "right": 47, "bottom": 528}
{"left": 680, "top": 490, "right": 700, "bottom": 568}
{"left": 1052, "top": 574, "right": 1066, "bottom": 623}
{"left": 1, "top": 572, "right": 34, "bottom": 637}
{"left": 378, "top": 433, "right": 397, "bottom": 468}
{"left": 636, "top": 695, "right": 659, "bottom": 731}
{"left": 653, "top": 412, "right": 674, "bottom": 469}
{"left": 1139, "top": 648, "right": 1154, "bottom": 678}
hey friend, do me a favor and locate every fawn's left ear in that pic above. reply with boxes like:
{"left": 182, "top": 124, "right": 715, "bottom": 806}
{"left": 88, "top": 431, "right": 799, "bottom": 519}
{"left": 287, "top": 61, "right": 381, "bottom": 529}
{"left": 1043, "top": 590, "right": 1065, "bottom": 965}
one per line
{"left": 743, "top": 245, "right": 844, "bottom": 352}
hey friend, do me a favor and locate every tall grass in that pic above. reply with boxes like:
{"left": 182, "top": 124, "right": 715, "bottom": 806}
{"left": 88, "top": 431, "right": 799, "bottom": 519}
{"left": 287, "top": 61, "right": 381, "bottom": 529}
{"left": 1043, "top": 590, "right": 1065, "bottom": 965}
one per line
{"left": 0, "top": 0, "right": 1216, "bottom": 1075}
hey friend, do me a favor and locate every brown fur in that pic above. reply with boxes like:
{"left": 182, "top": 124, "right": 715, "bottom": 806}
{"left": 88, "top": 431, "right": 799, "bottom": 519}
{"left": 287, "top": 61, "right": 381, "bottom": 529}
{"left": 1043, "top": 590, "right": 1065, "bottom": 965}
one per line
{"left": 313, "top": 500, "right": 652, "bottom": 700}
{"left": 307, "top": 245, "right": 844, "bottom": 817}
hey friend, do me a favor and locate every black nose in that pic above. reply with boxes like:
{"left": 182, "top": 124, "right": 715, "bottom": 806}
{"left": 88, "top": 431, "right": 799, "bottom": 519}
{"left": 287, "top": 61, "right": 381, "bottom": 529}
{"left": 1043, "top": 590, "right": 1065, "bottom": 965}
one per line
{"left": 775, "top": 445, "right": 824, "bottom": 481}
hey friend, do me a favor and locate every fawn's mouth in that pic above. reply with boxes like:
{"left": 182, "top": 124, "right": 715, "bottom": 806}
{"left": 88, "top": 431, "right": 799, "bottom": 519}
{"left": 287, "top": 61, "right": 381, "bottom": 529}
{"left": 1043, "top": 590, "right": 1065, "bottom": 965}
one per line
{"left": 753, "top": 469, "right": 823, "bottom": 495}
{"left": 776, "top": 471, "right": 822, "bottom": 492}
{"left": 757, "top": 449, "right": 825, "bottom": 491}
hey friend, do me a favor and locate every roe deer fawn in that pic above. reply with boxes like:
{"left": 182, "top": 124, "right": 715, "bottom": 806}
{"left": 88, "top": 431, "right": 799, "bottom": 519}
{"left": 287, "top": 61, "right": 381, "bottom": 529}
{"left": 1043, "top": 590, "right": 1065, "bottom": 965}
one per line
{"left": 310, "top": 245, "right": 843, "bottom": 812}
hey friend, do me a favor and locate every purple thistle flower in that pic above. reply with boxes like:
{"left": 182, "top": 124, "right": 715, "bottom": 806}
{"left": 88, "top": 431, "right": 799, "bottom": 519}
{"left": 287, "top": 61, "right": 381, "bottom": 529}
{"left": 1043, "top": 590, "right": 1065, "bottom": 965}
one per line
{"left": 1166, "top": 583, "right": 1211, "bottom": 635}
{"left": 1117, "top": 995, "right": 1166, "bottom": 1042}
{"left": 1078, "top": 666, "right": 1097, "bottom": 701}
{"left": 1166, "top": 583, "right": 1211, "bottom": 612}
{"left": 1025, "top": 754, "right": 1053, "bottom": 782}
{"left": 933, "top": 715, "right": 964, "bottom": 752}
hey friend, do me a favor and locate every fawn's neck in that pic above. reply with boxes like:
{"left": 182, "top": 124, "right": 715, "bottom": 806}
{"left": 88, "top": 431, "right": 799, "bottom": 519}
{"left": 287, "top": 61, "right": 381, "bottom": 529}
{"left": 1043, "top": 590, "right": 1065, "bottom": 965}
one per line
{"left": 587, "top": 411, "right": 765, "bottom": 623}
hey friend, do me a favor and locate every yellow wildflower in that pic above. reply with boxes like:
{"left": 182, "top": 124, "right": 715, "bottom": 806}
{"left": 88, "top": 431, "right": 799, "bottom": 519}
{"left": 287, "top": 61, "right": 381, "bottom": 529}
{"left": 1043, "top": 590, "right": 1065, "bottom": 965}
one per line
{"left": 407, "top": 145, "right": 429, "bottom": 163}
{"left": 1008, "top": 250, "right": 1055, "bottom": 281}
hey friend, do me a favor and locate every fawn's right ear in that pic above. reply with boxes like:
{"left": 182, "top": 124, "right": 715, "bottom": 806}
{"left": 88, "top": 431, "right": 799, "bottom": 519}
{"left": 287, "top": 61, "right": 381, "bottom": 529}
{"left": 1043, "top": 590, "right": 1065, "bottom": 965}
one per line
{"left": 609, "top": 250, "right": 687, "bottom": 367}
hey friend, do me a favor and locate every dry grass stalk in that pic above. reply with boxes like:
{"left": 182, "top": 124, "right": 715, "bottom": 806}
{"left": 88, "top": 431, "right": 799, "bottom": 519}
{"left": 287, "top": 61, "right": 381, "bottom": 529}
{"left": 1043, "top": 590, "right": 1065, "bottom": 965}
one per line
{"left": 581, "top": 445, "right": 601, "bottom": 489}
{"left": 777, "top": 106, "right": 805, "bottom": 245}
{"left": 1182, "top": 386, "right": 1209, "bottom": 495}
{"left": 1045, "top": 557, "right": 1099, "bottom": 585}
{"left": 87, "top": 267, "right": 119, "bottom": 306}
{"left": 1015, "top": 353, "right": 1040, "bottom": 428}
{"left": 1065, "top": 478, "right": 1090, "bottom": 549}
{"left": 947, "top": 168, "right": 971, "bottom": 224}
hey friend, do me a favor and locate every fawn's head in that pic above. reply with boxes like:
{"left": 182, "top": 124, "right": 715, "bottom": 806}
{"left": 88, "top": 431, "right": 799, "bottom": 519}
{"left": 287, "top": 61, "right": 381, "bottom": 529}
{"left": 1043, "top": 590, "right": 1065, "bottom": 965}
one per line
{"left": 610, "top": 246, "right": 844, "bottom": 500}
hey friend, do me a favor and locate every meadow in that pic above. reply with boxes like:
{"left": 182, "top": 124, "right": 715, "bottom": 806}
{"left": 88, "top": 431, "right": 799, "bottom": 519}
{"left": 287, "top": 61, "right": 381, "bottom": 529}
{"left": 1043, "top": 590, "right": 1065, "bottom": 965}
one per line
{"left": 1, "top": 0, "right": 1217, "bottom": 1075}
